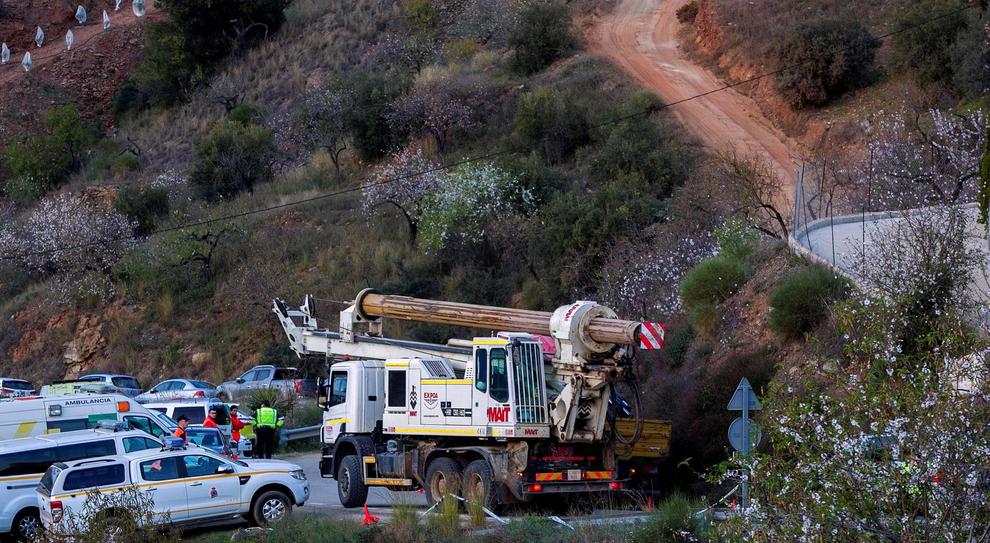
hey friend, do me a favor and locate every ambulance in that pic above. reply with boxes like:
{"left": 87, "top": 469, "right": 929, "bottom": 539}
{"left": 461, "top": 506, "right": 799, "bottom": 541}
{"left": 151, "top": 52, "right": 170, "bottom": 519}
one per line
{"left": 0, "top": 394, "right": 177, "bottom": 441}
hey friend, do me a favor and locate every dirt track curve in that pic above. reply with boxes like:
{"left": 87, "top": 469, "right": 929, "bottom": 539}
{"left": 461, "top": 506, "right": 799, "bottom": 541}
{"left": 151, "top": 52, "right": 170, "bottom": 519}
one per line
{"left": 589, "top": 0, "right": 801, "bottom": 191}
{"left": 0, "top": 3, "right": 160, "bottom": 86}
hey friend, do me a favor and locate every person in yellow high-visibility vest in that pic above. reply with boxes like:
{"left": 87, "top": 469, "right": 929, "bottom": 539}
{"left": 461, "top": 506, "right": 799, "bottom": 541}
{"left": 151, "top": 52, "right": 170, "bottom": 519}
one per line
{"left": 253, "top": 400, "right": 283, "bottom": 459}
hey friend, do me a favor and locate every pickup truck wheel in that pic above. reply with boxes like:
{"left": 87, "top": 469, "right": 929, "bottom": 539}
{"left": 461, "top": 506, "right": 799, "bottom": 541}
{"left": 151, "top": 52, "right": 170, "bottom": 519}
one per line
{"left": 462, "top": 459, "right": 499, "bottom": 511}
{"left": 337, "top": 455, "right": 368, "bottom": 508}
{"left": 252, "top": 490, "right": 292, "bottom": 526}
{"left": 425, "top": 457, "right": 462, "bottom": 505}
{"left": 12, "top": 508, "right": 39, "bottom": 541}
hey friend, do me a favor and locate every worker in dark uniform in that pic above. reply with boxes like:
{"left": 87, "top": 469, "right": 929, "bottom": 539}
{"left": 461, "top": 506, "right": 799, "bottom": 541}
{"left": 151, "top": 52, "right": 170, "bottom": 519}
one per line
{"left": 253, "top": 401, "right": 282, "bottom": 459}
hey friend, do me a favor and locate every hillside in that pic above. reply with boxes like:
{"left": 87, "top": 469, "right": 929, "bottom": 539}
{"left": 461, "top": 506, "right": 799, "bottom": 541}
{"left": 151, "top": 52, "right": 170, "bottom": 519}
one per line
{"left": 1, "top": 2, "right": 989, "bottom": 534}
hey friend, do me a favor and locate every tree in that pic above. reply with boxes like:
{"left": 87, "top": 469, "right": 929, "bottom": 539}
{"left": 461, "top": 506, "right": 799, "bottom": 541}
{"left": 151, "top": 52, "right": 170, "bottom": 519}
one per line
{"left": 189, "top": 119, "right": 276, "bottom": 201}
{"left": 114, "top": 184, "right": 170, "bottom": 236}
{"left": 418, "top": 163, "right": 534, "bottom": 252}
{"left": 509, "top": 1, "right": 575, "bottom": 74}
{"left": 891, "top": 0, "right": 968, "bottom": 85}
{"left": 513, "top": 87, "right": 589, "bottom": 164}
{"left": 860, "top": 109, "right": 987, "bottom": 210}
{"left": 774, "top": 18, "right": 879, "bottom": 108}
{"left": 728, "top": 295, "right": 990, "bottom": 542}
{"left": 361, "top": 144, "right": 446, "bottom": 242}
{"left": 0, "top": 194, "right": 135, "bottom": 299}
{"left": 342, "top": 70, "right": 410, "bottom": 161}
{"left": 716, "top": 153, "right": 791, "bottom": 239}
{"left": 1, "top": 104, "right": 92, "bottom": 201}
{"left": 295, "top": 84, "right": 354, "bottom": 179}
{"left": 388, "top": 75, "right": 486, "bottom": 152}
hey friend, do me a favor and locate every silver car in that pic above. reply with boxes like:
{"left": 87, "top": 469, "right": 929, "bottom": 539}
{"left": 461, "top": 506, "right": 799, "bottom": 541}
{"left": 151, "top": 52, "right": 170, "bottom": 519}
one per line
{"left": 78, "top": 374, "right": 144, "bottom": 397}
{"left": 134, "top": 379, "right": 218, "bottom": 403}
{"left": 0, "top": 378, "right": 34, "bottom": 398}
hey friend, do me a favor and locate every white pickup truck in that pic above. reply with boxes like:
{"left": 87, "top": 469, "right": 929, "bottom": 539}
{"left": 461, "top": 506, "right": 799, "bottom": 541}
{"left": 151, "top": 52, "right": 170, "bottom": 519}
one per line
{"left": 38, "top": 441, "right": 309, "bottom": 531}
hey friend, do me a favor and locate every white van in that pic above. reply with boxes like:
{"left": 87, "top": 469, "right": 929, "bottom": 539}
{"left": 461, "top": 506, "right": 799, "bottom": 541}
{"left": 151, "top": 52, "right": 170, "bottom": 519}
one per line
{"left": 0, "top": 394, "right": 177, "bottom": 441}
{"left": 0, "top": 427, "right": 163, "bottom": 539}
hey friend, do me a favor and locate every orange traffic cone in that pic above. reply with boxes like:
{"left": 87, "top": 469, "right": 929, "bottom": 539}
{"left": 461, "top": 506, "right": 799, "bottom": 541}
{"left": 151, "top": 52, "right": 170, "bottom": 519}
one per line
{"left": 362, "top": 504, "right": 380, "bottom": 526}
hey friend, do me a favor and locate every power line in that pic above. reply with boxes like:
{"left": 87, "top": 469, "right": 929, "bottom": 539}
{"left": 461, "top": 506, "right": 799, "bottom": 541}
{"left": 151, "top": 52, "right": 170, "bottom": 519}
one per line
{"left": 0, "top": 2, "right": 977, "bottom": 261}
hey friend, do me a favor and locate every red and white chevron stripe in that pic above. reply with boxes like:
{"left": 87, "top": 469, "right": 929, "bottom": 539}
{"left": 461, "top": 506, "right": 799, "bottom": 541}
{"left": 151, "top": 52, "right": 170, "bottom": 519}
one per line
{"left": 639, "top": 322, "right": 665, "bottom": 350}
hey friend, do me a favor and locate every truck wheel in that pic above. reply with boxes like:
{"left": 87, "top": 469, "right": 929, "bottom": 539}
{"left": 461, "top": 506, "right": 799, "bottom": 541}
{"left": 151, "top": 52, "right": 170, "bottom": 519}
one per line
{"left": 425, "top": 457, "right": 462, "bottom": 505}
{"left": 462, "top": 459, "right": 499, "bottom": 511}
{"left": 337, "top": 455, "right": 368, "bottom": 508}
{"left": 12, "top": 508, "right": 39, "bottom": 541}
{"left": 251, "top": 490, "right": 292, "bottom": 526}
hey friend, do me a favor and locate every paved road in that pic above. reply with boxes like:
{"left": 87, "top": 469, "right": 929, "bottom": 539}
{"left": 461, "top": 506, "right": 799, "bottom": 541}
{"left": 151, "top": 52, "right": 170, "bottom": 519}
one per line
{"left": 280, "top": 451, "right": 426, "bottom": 518}
{"left": 588, "top": 0, "right": 802, "bottom": 197}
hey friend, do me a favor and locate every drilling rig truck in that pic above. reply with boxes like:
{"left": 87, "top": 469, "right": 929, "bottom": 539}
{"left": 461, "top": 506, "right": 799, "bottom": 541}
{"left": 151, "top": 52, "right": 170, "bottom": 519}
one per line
{"left": 273, "top": 289, "right": 670, "bottom": 508}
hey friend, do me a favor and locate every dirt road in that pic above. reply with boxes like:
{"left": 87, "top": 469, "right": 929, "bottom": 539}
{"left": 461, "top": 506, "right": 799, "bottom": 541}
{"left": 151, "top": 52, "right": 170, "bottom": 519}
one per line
{"left": 589, "top": 0, "right": 801, "bottom": 189}
{"left": 0, "top": 3, "right": 159, "bottom": 85}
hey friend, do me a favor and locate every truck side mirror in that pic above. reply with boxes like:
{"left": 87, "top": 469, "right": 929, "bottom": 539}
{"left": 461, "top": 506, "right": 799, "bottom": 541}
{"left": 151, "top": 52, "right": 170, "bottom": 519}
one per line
{"left": 317, "top": 376, "right": 329, "bottom": 409}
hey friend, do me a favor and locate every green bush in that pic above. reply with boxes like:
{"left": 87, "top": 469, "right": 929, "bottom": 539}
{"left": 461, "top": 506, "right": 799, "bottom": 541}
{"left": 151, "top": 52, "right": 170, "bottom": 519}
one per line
{"left": 774, "top": 18, "right": 879, "bottom": 108}
{"left": 189, "top": 119, "right": 275, "bottom": 201}
{"left": 632, "top": 493, "right": 696, "bottom": 543}
{"left": 228, "top": 102, "right": 261, "bottom": 125}
{"left": 680, "top": 254, "right": 748, "bottom": 310}
{"left": 513, "top": 87, "right": 589, "bottom": 164}
{"left": 1, "top": 104, "right": 92, "bottom": 200}
{"left": 114, "top": 184, "right": 169, "bottom": 236}
{"left": 664, "top": 324, "right": 694, "bottom": 368}
{"left": 509, "top": 1, "right": 575, "bottom": 74}
{"left": 587, "top": 92, "right": 687, "bottom": 197}
{"left": 344, "top": 70, "right": 410, "bottom": 160}
{"left": 950, "top": 14, "right": 990, "bottom": 100}
{"left": 768, "top": 266, "right": 849, "bottom": 340}
{"left": 110, "top": 153, "right": 142, "bottom": 178}
{"left": 713, "top": 218, "right": 759, "bottom": 260}
{"left": 891, "top": 0, "right": 967, "bottom": 85}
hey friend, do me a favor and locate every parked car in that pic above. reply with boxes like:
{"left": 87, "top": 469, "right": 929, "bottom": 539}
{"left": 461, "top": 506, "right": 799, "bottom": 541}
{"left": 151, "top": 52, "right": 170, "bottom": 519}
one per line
{"left": 38, "top": 440, "right": 309, "bottom": 531}
{"left": 186, "top": 427, "right": 236, "bottom": 458}
{"left": 0, "top": 426, "right": 162, "bottom": 540}
{"left": 0, "top": 378, "right": 34, "bottom": 398}
{"left": 135, "top": 379, "right": 218, "bottom": 403}
{"left": 78, "top": 374, "right": 144, "bottom": 397}
{"left": 41, "top": 379, "right": 117, "bottom": 396}
{"left": 217, "top": 365, "right": 317, "bottom": 402}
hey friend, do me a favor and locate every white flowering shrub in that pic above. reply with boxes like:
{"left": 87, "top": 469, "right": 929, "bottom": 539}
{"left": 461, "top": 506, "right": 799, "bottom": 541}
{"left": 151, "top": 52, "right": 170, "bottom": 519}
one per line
{"left": 418, "top": 163, "right": 534, "bottom": 252}
{"left": 0, "top": 194, "right": 136, "bottom": 298}
{"left": 361, "top": 144, "right": 446, "bottom": 242}
{"left": 720, "top": 295, "right": 990, "bottom": 542}
{"left": 860, "top": 109, "right": 987, "bottom": 210}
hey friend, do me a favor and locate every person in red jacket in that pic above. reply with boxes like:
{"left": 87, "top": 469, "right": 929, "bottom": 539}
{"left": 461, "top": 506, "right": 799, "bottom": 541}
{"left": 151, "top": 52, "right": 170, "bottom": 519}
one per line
{"left": 229, "top": 405, "right": 246, "bottom": 449}
{"left": 202, "top": 408, "right": 219, "bottom": 428}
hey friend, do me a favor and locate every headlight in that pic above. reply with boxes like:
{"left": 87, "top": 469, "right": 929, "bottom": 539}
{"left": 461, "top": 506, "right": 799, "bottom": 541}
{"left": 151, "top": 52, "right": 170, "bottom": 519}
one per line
{"left": 290, "top": 469, "right": 306, "bottom": 480}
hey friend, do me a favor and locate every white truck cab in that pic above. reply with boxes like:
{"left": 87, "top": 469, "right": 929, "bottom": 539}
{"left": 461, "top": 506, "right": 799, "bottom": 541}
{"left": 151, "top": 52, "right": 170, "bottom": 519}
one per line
{"left": 38, "top": 440, "right": 309, "bottom": 531}
{"left": 0, "top": 427, "right": 162, "bottom": 540}
{"left": 0, "top": 394, "right": 177, "bottom": 441}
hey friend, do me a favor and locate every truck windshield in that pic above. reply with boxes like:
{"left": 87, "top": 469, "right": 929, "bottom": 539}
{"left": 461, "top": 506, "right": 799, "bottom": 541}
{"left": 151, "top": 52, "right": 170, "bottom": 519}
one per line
{"left": 512, "top": 342, "right": 548, "bottom": 424}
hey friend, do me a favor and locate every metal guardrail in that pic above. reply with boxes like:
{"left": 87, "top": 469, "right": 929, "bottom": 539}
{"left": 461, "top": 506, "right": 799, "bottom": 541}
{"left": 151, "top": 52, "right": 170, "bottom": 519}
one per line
{"left": 278, "top": 424, "right": 321, "bottom": 446}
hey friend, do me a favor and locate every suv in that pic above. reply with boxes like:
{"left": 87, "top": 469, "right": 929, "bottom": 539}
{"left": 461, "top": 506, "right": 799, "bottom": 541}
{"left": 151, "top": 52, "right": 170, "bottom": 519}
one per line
{"left": 78, "top": 374, "right": 144, "bottom": 397}
{"left": 0, "top": 378, "right": 34, "bottom": 398}
{"left": 0, "top": 427, "right": 162, "bottom": 540}
{"left": 217, "top": 366, "right": 317, "bottom": 402}
{"left": 38, "top": 442, "right": 309, "bottom": 531}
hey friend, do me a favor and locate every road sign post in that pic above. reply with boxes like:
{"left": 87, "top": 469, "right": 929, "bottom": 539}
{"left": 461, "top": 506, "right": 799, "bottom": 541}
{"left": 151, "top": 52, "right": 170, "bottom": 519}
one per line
{"left": 727, "top": 378, "right": 761, "bottom": 512}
